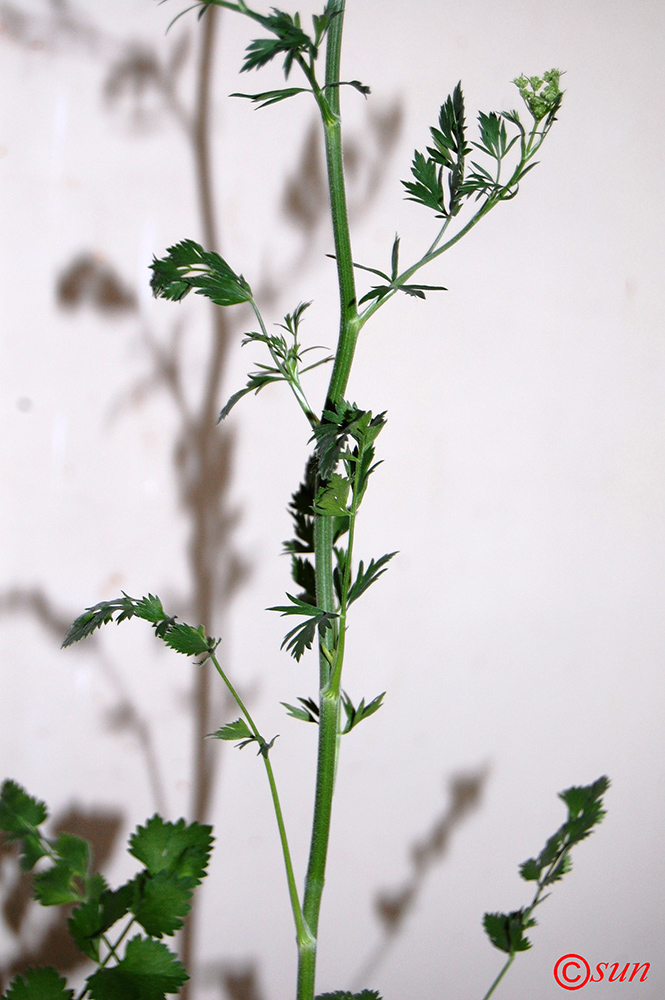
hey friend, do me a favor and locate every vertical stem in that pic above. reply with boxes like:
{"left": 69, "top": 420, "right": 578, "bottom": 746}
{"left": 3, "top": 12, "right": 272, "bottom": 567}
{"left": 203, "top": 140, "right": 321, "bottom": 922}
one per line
{"left": 298, "top": 4, "right": 359, "bottom": 998}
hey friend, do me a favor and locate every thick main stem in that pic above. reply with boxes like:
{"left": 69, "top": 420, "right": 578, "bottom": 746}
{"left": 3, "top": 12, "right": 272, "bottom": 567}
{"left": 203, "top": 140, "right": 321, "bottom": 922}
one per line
{"left": 297, "top": 4, "right": 358, "bottom": 998}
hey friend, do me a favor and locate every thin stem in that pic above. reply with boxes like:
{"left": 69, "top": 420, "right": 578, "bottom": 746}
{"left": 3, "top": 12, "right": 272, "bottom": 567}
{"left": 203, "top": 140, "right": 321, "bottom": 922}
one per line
{"left": 208, "top": 652, "right": 310, "bottom": 947}
{"left": 481, "top": 954, "right": 515, "bottom": 1000}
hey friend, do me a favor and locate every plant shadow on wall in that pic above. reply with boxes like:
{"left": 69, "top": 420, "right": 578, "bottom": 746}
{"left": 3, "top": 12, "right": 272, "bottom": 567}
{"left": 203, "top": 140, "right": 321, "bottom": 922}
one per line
{"left": 0, "top": 2, "right": 496, "bottom": 998}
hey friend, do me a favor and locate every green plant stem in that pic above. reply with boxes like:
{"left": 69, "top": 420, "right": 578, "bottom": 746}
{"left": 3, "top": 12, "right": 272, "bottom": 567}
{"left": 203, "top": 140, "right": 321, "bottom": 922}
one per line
{"left": 297, "top": 4, "right": 362, "bottom": 998}
{"left": 481, "top": 953, "right": 515, "bottom": 1000}
{"left": 208, "top": 652, "right": 312, "bottom": 950}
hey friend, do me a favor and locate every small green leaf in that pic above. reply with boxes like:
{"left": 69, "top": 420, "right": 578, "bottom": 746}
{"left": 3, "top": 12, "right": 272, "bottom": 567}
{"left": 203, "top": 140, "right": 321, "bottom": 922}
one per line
{"left": 86, "top": 935, "right": 187, "bottom": 1000}
{"left": 341, "top": 691, "right": 385, "bottom": 734}
{"left": 4, "top": 967, "right": 74, "bottom": 1000}
{"left": 128, "top": 816, "right": 213, "bottom": 885}
{"left": 162, "top": 623, "right": 212, "bottom": 657}
{"left": 240, "top": 8, "right": 317, "bottom": 78}
{"left": 0, "top": 781, "right": 48, "bottom": 834}
{"left": 269, "top": 594, "right": 337, "bottom": 661}
{"left": 54, "top": 832, "right": 89, "bottom": 878}
{"left": 131, "top": 871, "right": 193, "bottom": 938}
{"left": 314, "top": 474, "right": 351, "bottom": 516}
{"left": 518, "top": 857, "right": 541, "bottom": 882}
{"left": 207, "top": 718, "right": 254, "bottom": 743}
{"left": 34, "top": 860, "right": 83, "bottom": 906}
{"left": 150, "top": 239, "right": 252, "bottom": 308}
{"left": 347, "top": 552, "right": 397, "bottom": 605}
{"left": 230, "top": 87, "right": 309, "bottom": 108}
{"left": 281, "top": 696, "right": 319, "bottom": 724}
{"left": 483, "top": 910, "right": 533, "bottom": 954}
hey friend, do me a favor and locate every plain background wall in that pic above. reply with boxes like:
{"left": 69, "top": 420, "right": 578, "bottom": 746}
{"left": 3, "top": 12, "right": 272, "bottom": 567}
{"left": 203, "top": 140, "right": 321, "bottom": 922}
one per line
{"left": 1, "top": 1, "right": 664, "bottom": 998}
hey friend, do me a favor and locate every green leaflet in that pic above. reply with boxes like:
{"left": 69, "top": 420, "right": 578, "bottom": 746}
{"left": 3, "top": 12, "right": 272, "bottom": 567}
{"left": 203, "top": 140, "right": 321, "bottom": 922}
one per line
{"left": 128, "top": 815, "right": 213, "bottom": 884}
{"left": 269, "top": 594, "right": 338, "bottom": 661}
{"left": 0, "top": 780, "right": 48, "bottom": 870}
{"left": 3, "top": 968, "right": 74, "bottom": 1000}
{"left": 85, "top": 935, "right": 187, "bottom": 1000}
{"left": 150, "top": 239, "right": 252, "bottom": 307}
{"left": 130, "top": 870, "right": 194, "bottom": 938}
{"left": 483, "top": 910, "right": 535, "bottom": 955}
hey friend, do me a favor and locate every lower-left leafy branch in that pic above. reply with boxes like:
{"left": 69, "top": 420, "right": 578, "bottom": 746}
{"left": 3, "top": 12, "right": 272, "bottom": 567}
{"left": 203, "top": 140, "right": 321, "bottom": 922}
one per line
{"left": 0, "top": 779, "right": 213, "bottom": 1000}
{"left": 60, "top": 592, "right": 314, "bottom": 973}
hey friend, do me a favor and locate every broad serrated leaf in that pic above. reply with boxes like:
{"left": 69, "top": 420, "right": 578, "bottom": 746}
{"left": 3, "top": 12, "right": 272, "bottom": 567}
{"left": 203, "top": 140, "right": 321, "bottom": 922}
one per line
{"left": 311, "top": 402, "right": 384, "bottom": 481}
{"left": 0, "top": 781, "right": 48, "bottom": 860}
{"left": 128, "top": 816, "right": 213, "bottom": 885}
{"left": 86, "top": 935, "right": 187, "bottom": 1000}
{"left": 4, "top": 967, "right": 74, "bottom": 1000}
{"left": 131, "top": 871, "right": 193, "bottom": 938}
{"left": 518, "top": 857, "right": 541, "bottom": 882}
{"left": 150, "top": 239, "right": 252, "bottom": 307}
{"left": 483, "top": 910, "right": 533, "bottom": 954}
{"left": 162, "top": 622, "right": 212, "bottom": 657}
{"left": 34, "top": 860, "right": 83, "bottom": 906}
{"left": 54, "top": 832, "right": 89, "bottom": 877}
{"left": 63, "top": 594, "right": 218, "bottom": 662}
{"left": 560, "top": 775, "right": 609, "bottom": 819}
